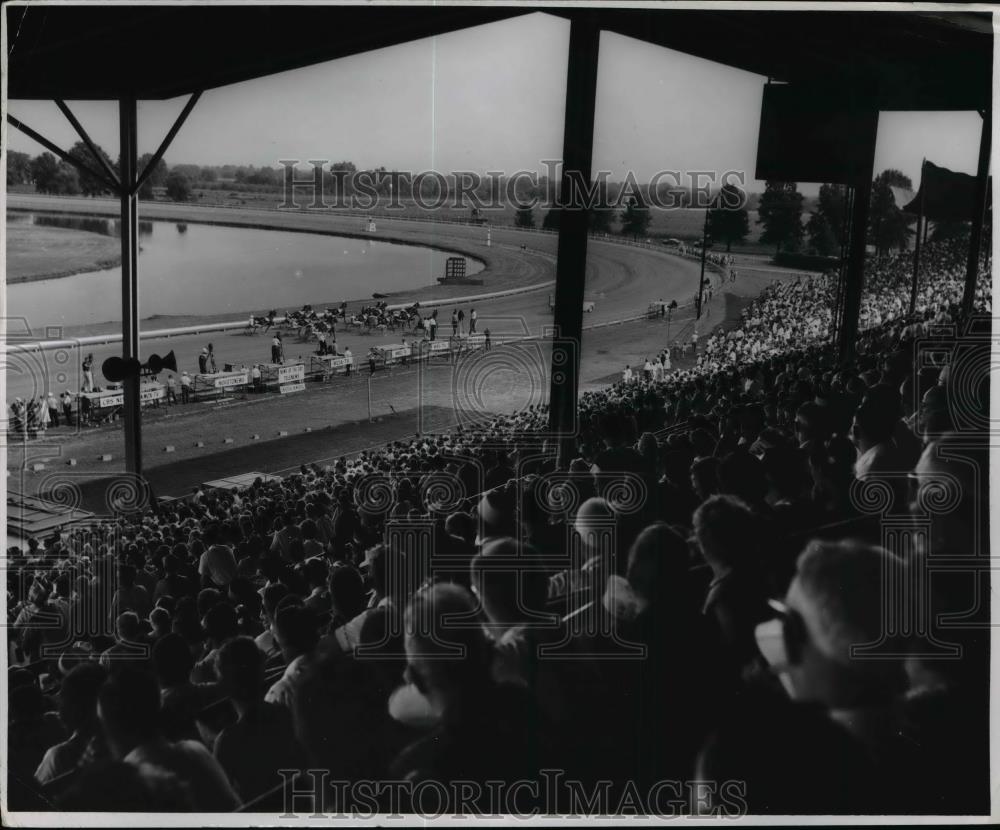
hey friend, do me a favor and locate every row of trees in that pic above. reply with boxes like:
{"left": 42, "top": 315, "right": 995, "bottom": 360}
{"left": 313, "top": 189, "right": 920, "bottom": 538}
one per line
{"left": 7, "top": 145, "right": 193, "bottom": 201}
{"left": 7, "top": 146, "right": 969, "bottom": 255}
{"left": 518, "top": 196, "right": 653, "bottom": 239}
{"left": 755, "top": 169, "right": 969, "bottom": 258}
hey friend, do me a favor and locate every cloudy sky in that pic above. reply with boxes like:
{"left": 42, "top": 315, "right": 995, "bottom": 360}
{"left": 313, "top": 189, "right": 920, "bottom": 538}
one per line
{"left": 6, "top": 12, "right": 984, "bottom": 192}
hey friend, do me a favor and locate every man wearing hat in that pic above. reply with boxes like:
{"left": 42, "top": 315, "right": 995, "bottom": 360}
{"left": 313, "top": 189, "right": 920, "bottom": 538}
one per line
{"left": 198, "top": 349, "right": 209, "bottom": 375}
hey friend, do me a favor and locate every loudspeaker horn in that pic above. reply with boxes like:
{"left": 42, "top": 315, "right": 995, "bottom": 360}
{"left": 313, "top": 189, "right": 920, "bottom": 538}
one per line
{"left": 146, "top": 350, "right": 177, "bottom": 374}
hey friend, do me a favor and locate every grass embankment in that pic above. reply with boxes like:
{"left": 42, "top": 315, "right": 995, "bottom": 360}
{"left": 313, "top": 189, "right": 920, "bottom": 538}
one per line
{"left": 5, "top": 224, "right": 121, "bottom": 283}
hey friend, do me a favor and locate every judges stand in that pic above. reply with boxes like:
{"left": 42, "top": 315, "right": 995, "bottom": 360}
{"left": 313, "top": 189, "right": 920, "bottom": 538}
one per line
{"left": 372, "top": 343, "right": 411, "bottom": 369}
{"left": 416, "top": 337, "right": 454, "bottom": 364}
{"left": 309, "top": 352, "right": 356, "bottom": 380}
{"left": 260, "top": 362, "right": 306, "bottom": 394}
{"left": 77, "top": 378, "right": 166, "bottom": 424}
{"left": 192, "top": 368, "right": 249, "bottom": 401}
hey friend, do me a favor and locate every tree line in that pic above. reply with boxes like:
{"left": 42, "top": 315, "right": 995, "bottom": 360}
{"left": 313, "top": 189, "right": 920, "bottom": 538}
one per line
{"left": 7, "top": 145, "right": 191, "bottom": 201}
{"left": 7, "top": 147, "right": 972, "bottom": 254}
{"left": 754, "top": 170, "right": 971, "bottom": 259}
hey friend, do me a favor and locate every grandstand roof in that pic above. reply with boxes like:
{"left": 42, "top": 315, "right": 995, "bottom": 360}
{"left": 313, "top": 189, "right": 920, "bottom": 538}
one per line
{"left": 6, "top": 6, "right": 992, "bottom": 110}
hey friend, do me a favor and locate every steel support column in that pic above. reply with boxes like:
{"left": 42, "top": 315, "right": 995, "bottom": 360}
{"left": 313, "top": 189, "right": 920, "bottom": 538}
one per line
{"left": 837, "top": 112, "right": 879, "bottom": 364}
{"left": 548, "top": 14, "right": 600, "bottom": 468}
{"left": 909, "top": 174, "right": 925, "bottom": 317}
{"left": 962, "top": 109, "right": 992, "bottom": 319}
{"left": 696, "top": 204, "right": 710, "bottom": 320}
{"left": 119, "top": 97, "right": 142, "bottom": 477}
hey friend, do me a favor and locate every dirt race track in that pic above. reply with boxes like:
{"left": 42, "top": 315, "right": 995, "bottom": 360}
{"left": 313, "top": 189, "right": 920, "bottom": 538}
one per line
{"left": 5, "top": 195, "right": 794, "bottom": 509}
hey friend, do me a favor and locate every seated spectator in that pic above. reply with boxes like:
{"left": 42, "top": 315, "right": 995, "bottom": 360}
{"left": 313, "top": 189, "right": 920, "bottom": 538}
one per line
{"left": 152, "top": 633, "right": 220, "bottom": 743}
{"left": 154, "top": 553, "right": 193, "bottom": 602}
{"left": 390, "top": 583, "right": 546, "bottom": 811}
{"left": 97, "top": 669, "right": 240, "bottom": 811}
{"left": 548, "top": 497, "right": 619, "bottom": 602}
{"left": 199, "top": 525, "right": 237, "bottom": 589}
{"left": 147, "top": 607, "right": 173, "bottom": 644}
{"left": 35, "top": 662, "right": 108, "bottom": 785}
{"left": 191, "top": 602, "right": 239, "bottom": 683}
{"left": 197, "top": 587, "right": 223, "bottom": 619}
{"left": 299, "top": 519, "right": 325, "bottom": 559}
{"left": 269, "top": 515, "right": 300, "bottom": 560}
{"left": 110, "top": 564, "right": 151, "bottom": 623}
{"left": 793, "top": 401, "right": 829, "bottom": 448}
{"left": 690, "top": 455, "right": 720, "bottom": 502}
{"left": 99, "top": 612, "right": 147, "bottom": 673}
{"left": 471, "top": 537, "right": 553, "bottom": 649}
{"left": 301, "top": 557, "right": 332, "bottom": 618}
{"left": 214, "top": 637, "right": 309, "bottom": 802}
{"left": 324, "top": 564, "right": 368, "bottom": 649}
{"left": 717, "top": 449, "right": 771, "bottom": 514}
{"left": 754, "top": 539, "right": 911, "bottom": 809}
{"left": 9, "top": 682, "right": 67, "bottom": 798}
{"left": 265, "top": 605, "right": 320, "bottom": 720}
{"left": 255, "top": 582, "right": 289, "bottom": 657}
{"left": 806, "top": 436, "right": 860, "bottom": 523}
{"left": 693, "top": 495, "right": 770, "bottom": 667}
{"left": 474, "top": 489, "right": 517, "bottom": 546}
{"left": 850, "top": 398, "right": 912, "bottom": 496}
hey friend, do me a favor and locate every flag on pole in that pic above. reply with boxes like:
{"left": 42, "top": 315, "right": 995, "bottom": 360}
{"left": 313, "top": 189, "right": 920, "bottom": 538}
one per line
{"left": 902, "top": 160, "right": 990, "bottom": 221}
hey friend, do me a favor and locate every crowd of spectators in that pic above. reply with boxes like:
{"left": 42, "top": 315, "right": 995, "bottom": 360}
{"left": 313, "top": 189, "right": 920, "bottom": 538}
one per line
{"left": 696, "top": 238, "right": 991, "bottom": 375}
{"left": 6, "top": 238, "right": 991, "bottom": 816}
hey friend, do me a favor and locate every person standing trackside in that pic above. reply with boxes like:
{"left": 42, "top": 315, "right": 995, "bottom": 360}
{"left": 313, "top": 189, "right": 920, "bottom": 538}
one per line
{"left": 457, "top": 308, "right": 465, "bottom": 334}
{"left": 61, "top": 391, "right": 74, "bottom": 426}
{"left": 181, "top": 371, "right": 192, "bottom": 404}
{"left": 82, "top": 354, "right": 95, "bottom": 392}
{"left": 469, "top": 308, "right": 477, "bottom": 335}
{"left": 271, "top": 333, "right": 282, "bottom": 365}
{"left": 483, "top": 327, "right": 491, "bottom": 350}
{"left": 207, "top": 343, "right": 218, "bottom": 374}
{"left": 428, "top": 311, "right": 438, "bottom": 341}
{"left": 252, "top": 364, "right": 262, "bottom": 393}
{"left": 165, "top": 375, "right": 178, "bottom": 406}
{"left": 451, "top": 309, "right": 459, "bottom": 337}
{"left": 198, "top": 349, "right": 209, "bottom": 375}
{"left": 46, "top": 391, "right": 60, "bottom": 427}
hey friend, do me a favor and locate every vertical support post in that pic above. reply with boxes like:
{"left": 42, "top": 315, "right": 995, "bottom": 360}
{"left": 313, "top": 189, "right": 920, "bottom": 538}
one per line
{"left": 120, "top": 97, "right": 142, "bottom": 478}
{"left": 831, "top": 186, "right": 853, "bottom": 347}
{"left": 910, "top": 167, "right": 925, "bottom": 317}
{"left": 697, "top": 205, "right": 710, "bottom": 319}
{"left": 838, "top": 112, "right": 880, "bottom": 364}
{"left": 548, "top": 13, "right": 600, "bottom": 468}
{"left": 962, "top": 109, "right": 991, "bottom": 320}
